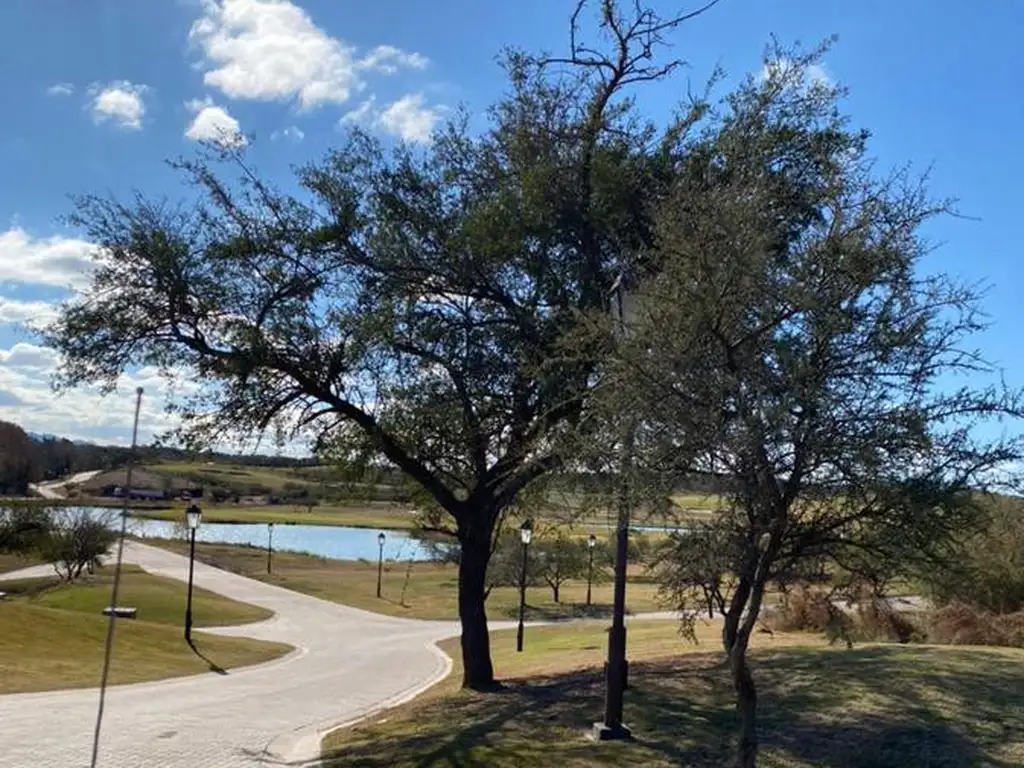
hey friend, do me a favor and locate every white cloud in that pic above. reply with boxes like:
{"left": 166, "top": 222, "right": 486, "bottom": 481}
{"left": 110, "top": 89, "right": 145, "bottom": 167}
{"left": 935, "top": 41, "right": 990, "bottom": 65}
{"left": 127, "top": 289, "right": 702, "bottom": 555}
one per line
{"left": 377, "top": 94, "right": 442, "bottom": 143}
{"left": 760, "top": 59, "right": 832, "bottom": 89}
{"left": 189, "top": 0, "right": 429, "bottom": 111}
{"left": 0, "top": 298, "right": 60, "bottom": 327}
{"left": 0, "top": 228, "right": 95, "bottom": 290}
{"left": 0, "top": 344, "right": 193, "bottom": 446}
{"left": 184, "top": 96, "right": 246, "bottom": 147}
{"left": 358, "top": 45, "right": 428, "bottom": 75}
{"left": 340, "top": 93, "right": 442, "bottom": 143}
{"left": 90, "top": 80, "right": 148, "bottom": 130}
{"left": 270, "top": 125, "right": 304, "bottom": 142}
{"left": 47, "top": 83, "right": 74, "bottom": 97}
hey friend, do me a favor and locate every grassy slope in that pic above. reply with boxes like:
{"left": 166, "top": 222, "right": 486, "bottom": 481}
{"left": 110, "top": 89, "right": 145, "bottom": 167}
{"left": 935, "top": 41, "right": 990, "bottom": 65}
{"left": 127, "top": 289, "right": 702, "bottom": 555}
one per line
{"left": 0, "top": 552, "right": 44, "bottom": 575}
{"left": 147, "top": 539, "right": 668, "bottom": 621}
{"left": 128, "top": 503, "right": 421, "bottom": 530}
{"left": 0, "top": 566, "right": 289, "bottom": 694}
{"left": 322, "top": 621, "right": 1024, "bottom": 768}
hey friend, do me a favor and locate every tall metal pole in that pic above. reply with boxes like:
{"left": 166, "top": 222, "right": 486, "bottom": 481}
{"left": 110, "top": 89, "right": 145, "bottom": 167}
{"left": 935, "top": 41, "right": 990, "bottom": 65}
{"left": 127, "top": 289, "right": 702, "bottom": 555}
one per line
{"left": 587, "top": 544, "right": 595, "bottom": 606}
{"left": 185, "top": 527, "right": 197, "bottom": 643}
{"left": 516, "top": 538, "right": 528, "bottom": 652}
{"left": 594, "top": 275, "right": 633, "bottom": 741}
{"left": 90, "top": 387, "right": 143, "bottom": 768}
{"left": 267, "top": 522, "right": 274, "bottom": 574}
{"left": 376, "top": 537, "right": 384, "bottom": 598}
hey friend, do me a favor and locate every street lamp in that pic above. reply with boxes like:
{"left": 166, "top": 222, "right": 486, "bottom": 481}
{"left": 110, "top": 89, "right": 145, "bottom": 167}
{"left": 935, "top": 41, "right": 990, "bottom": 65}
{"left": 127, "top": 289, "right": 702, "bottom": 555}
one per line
{"left": 593, "top": 270, "right": 635, "bottom": 742}
{"left": 516, "top": 519, "right": 533, "bottom": 653}
{"left": 184, "top": 504, "right": 202, "bottom": 643}
{"left": 267, "top": 522, "right": 274, "bottom": 574}
{"left": 376, "top": 532, "right": 386, "bottom": 598}
{"left": 586, "top": 533, "right": 597, "bottom": 606}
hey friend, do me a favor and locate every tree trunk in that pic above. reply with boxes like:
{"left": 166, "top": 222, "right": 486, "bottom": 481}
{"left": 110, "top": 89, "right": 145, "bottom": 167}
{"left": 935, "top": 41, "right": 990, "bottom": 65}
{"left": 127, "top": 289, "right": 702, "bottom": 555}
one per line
{"left": 553, "top": 583, "right": 560, "bottom": 603}
{"left": 457, "top": 522, "right": 497, "bottom": 690}
{"left": 729, "top": 643, "right": 758, "bottom": 768}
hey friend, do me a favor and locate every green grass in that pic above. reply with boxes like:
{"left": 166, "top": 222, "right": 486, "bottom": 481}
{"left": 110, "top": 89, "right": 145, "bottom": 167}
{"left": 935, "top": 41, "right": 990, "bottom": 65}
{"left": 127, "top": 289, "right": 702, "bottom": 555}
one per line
{"left": 321, "top": 621, "right": 1024, "bottom": 768}
{"left": 0, "top": 551, "right": 43, "bottom": 574}
{"left": 0, "top": 565, "right": 272, "bottom": 627}
{"left": 144, "top": 539, "right": 668, "bottom": 621}
{"left": 128, "top": 502, "right": 422, "bottom": 530}
{"left": 0, "top": 566, "right": 290, "bottom": 694}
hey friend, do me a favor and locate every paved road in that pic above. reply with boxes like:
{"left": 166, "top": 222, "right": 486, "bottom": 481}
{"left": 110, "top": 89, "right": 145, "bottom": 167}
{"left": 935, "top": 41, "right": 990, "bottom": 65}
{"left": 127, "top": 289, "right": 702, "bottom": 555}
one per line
{"left": 29, "top": 469, "right": 103, "bottom": 500}
{"left": 0, "top": 542, "right": 462, "bottom": 768}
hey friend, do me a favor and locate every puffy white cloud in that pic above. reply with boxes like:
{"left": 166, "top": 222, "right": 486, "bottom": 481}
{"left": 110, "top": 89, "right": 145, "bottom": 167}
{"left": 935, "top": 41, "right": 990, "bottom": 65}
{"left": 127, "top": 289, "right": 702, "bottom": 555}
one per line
{"left": 270, "top": 125, "right": 305, "bottom": 142}
{"left": 358, "top": 45, "right": 428, "bottom": 75}
{"left": 184, "top": 96, "right": 246, "bottom": 147}
{"left": 377, "top": 94, "right": 442, "bottom": 143}
{"left": 340, "top": 93, "right": 443, "bottom": 143}
{"left": 90, "top": 80, "right": 148, "bottom": 130}
{"left": 0, "top": 298, "right": 60, "bottom": 327}
{"left": 189, "top": 0, "right": 429, "bottom": 110}
{"left": 0, "top": 227, "right": 95, "bottom": 290}
{"left": 0, "top": 343, "right": 197, "bottom": 446}
{"left": 760, "top": 59, "right": 832, "bottom": 89}
{"left": 47, "top": 83, "right": 74, "bottom": 97}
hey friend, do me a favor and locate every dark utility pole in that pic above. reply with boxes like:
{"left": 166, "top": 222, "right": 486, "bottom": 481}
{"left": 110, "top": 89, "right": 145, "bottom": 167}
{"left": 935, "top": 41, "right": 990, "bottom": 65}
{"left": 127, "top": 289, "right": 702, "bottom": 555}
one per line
{"left": 267, "top": 522, "right": 274, "bottom": 574}
{"left": 516, "top": 519, "right": 533, "bottom": 652}
{"left": 594, "top": 273, "right": 633, "bottom": 741}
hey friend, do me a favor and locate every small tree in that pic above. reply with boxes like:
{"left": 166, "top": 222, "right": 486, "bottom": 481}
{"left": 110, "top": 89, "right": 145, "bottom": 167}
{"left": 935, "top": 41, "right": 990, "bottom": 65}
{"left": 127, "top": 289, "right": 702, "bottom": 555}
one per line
{"left": 41, "top": 510, "right": 118, "bottom": 581}
{"left": 597, "top": 45, "right": 1022, "bottom": 767}
{"left": 0, "top": 507, "right": 52, "bottom": 556}
{"left": 533, "top": 533, "right": 588, "bottom": 602}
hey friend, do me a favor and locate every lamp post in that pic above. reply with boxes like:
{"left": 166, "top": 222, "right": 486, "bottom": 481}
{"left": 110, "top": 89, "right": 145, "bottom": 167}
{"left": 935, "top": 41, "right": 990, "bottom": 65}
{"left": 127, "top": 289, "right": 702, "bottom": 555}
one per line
{"left": 376, "top": 532, "right": 386, "bottom": 598}
{"left": 594, "top": 271, "right": 634, "bottom": 741}
{"left": 184, "top": 504, "right": 202, "bottom": 643}
{"left": 586, "top": 533, "right": 597, "bottom": 606}
{"left": 267, "top": 522, "right": 274, "bottom": 574}
{"left": 516, "top": 519, "right": 533, "bottom": 653}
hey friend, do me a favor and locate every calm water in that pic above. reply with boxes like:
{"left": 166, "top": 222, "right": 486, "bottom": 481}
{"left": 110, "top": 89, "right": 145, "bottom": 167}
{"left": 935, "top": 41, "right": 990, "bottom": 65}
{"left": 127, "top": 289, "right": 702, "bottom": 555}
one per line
{"left": 79, "top": 507, "right": 433, "bottom": 561}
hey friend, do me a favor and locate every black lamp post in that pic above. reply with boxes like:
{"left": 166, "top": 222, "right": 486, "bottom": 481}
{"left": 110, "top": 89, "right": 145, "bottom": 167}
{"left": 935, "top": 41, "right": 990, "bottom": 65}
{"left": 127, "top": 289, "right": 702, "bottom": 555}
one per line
{"left": 376, "top": 531, "right": 386, "bottom": 598}
{"left": 516, "top": 519, "right": 533, "bottom": 653}
{"left": 184, "top": 504, "right": 202, "bottom": 643}
{"left": 267, "top": 522, "right": 274, "bottom": 574}
{"left": 586, "top": 533, "right": 597, "bottom": 606}
{"left": 594, "top": 271, "right": 634, "bottom": 741}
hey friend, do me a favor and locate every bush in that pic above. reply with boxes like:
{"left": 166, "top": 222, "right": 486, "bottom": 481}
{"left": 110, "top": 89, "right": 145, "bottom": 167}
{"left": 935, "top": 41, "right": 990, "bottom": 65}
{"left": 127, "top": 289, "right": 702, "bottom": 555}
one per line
{"left": 0, "top": 507, "right": 52, "bottom": 554}
{"left": 39, "top": 509, "right": 118, "bottom": 580}
{"left": 927, "top": 602, "right": 1024, "bottom": 647}
{"left": 856, "top": 599, "right": 925, "bottom": 644}
{"left": 770, "top": 589, "right": 852, "bottom": 638}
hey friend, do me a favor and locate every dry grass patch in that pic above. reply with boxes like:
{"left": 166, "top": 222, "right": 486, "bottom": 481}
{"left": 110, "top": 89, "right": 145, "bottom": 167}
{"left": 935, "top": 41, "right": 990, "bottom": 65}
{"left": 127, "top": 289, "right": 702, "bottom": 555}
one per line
{"left": 322, "top": 621, "right": 1024, "bottom": 768}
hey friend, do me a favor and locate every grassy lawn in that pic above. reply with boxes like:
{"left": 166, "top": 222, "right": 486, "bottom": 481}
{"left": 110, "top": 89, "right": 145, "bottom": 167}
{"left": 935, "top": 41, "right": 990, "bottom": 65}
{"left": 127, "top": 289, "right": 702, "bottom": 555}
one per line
{"left": 0, "top": 552, "right": 43, "bottom": 574}
{"left": 321, "top": 621, "right": 1024, "bottom": 768}
{"left": 128, "top": 502, "right": 422, "bottom": 530}
{"left": 145, "top": 539, "right": 669, "bottom": 621}
{"left": 0, "top": 566, "right": 290, "bottom": 694}
{"left": 0, "top": 565, "right": 272, "bottom": 627}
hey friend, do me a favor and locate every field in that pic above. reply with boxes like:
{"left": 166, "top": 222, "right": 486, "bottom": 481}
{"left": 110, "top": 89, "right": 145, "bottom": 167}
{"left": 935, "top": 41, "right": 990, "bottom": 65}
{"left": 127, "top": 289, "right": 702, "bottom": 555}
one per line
{"left": 145, "top": 539, "right": 669, "bottom": 621}
{"left": 321, "top": 620, "right": 1024, "bottom": 767}
{"left": 0, "top": 566, "right": 290, "bottom": 693}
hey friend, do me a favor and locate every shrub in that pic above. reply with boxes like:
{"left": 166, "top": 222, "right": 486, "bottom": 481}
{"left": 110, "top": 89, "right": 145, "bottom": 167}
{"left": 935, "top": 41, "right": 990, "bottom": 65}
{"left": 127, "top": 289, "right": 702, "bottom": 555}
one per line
{"left": 927, "top": 601, "right": 1024, "bottom": 647}
{"left": 39, "top": 509, "right": 118, "bottom": 580}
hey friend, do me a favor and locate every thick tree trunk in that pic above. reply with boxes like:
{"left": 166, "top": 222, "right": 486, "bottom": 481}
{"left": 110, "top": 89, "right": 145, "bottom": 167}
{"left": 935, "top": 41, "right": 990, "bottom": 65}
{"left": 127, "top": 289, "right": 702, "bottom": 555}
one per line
{"left": 457, "top": 523, "right": 498, "bottom": 690}
{"left": 729, "top": 643, "right": 758, "bottom": 768}
{"left": 553, "top": 583, "right": 560, "bottom": 603}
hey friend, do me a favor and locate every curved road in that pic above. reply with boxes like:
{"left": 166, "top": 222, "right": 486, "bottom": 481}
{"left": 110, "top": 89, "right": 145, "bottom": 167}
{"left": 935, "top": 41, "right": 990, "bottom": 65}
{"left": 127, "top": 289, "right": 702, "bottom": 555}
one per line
{"left": 0, "top": 542, "right": 463, "bottom": 768}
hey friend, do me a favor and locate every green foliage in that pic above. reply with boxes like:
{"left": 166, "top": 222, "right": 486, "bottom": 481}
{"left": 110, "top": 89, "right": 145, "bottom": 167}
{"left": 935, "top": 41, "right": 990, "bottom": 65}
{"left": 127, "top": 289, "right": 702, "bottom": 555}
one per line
{"left": 0, "top": 507, "right": 52, "bottom": 554}
{"left": 923, "top": 496, "right": 1024, "bottom": 614}
{"left": 39, "top": 509, "right": 119, "bottom": 581}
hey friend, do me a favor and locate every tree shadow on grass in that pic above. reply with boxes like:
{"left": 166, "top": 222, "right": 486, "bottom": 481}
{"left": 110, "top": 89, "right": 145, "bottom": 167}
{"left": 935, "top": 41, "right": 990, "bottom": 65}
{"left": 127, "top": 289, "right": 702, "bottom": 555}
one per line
{"left": 187, "top": 638, "right": 229, "bottom": 675}
{"left": 321, "top": 646, "right": 1024, "bottom": 767}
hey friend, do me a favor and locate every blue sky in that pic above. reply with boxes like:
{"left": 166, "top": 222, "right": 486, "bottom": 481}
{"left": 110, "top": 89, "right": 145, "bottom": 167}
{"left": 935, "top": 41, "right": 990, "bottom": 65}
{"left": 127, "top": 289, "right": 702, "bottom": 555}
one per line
{"left": 0, "top": 0, "right": 1022, "bottom": 446}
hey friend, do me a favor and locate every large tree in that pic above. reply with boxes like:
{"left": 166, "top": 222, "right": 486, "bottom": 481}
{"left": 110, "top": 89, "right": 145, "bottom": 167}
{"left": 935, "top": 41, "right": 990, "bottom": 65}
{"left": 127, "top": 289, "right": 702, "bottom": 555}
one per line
{"left": 596, "top": 46, "right": 1023, "bottom": 766}
{"left": 43, "top": 1, "right": 719, "bottom": 689}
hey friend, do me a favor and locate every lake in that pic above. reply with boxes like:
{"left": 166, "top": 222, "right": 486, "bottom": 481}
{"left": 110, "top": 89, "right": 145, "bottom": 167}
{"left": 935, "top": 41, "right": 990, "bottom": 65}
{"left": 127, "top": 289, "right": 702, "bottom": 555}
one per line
{"left": 78, "top": 507, "right": 434, "bottom": 562}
